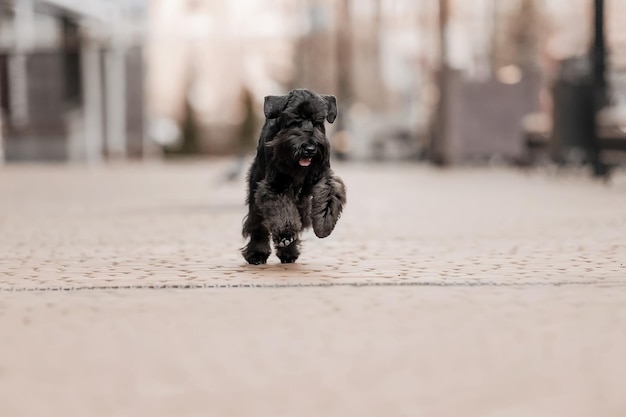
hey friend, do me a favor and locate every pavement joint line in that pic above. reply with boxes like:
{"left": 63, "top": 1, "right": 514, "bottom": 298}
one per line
{"left": 1, "top": 280, "right": 624, "bottom": 292}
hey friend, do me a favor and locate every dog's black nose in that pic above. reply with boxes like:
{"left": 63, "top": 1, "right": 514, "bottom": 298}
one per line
{"left": 303, "top": 144, "right": 316, "bottom": 156}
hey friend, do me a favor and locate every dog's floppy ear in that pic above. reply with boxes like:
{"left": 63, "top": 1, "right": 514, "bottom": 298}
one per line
{"left": 264, "top": 95, "right": 288, "bottom": 119}
{"left": 322, "top": 95, "right": 337, "bottom": 123}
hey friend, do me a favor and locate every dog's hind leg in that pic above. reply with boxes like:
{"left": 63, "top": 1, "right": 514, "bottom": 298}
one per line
{"left": 242, "top": 171, "right": 271, "bottom": 264}
{"left": 255, "top": 180, "right": 303, "bottom": 255}
{"left": 243, "top": 237, "right": 271, "bottom": 265}
{"left": 311, "top": 170, "right": 347, "bottom": 238}
{"left": 242, "top": 208, "right": 271, "bottom": 265}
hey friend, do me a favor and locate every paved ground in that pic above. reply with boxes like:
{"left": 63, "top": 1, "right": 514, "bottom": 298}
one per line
{"left": 1, "top": 160, "right": 626, "bottom": 416}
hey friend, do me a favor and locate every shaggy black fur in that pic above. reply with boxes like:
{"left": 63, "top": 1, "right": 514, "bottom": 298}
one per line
{"left": 242, "top": 89, "right": 347, "bottom": 264}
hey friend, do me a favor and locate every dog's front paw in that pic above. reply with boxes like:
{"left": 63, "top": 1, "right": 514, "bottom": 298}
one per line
{"left": 276, "top": 238, "right": 300, "bottom": 264}
{"left": 273, "top": 233, "right": 297, "bottom": 249}
{"left": 275, "top": 236, "right": 294, "bottom": 248}
{"left": 277, "top": 251, "right": 299, "bottom": 264}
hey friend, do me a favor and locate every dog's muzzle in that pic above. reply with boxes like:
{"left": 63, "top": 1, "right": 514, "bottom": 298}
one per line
{"left": 299, "top": 144, "right": 316, "bottom": 167}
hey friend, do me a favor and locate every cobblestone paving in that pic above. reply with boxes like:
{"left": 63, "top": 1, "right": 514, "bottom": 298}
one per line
{"left": 1, "top": 161, "right": 626, "bottom": 416}
{"left": 1, "top": 161, "right": 625, "bottom": 289}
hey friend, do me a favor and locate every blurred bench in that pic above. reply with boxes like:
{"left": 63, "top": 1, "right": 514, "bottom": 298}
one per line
{"left": 523, "top": 106, "right": 626, "bottom": 173}
{"left": 596, "top": 106, "right": 626, "bottom": 151}
{"left": 522, "top": 112, "right": 552, "bottom": 165}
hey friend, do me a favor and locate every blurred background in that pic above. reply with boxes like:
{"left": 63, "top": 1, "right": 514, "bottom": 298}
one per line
{"left": 1, "top": 0, "right": 626, "bottom": 175}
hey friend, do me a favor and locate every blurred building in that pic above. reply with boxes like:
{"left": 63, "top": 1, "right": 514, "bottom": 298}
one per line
{"left": 0, "top": 0, "right": 146, "bottom": 162}
{"left": 2, "top": 0, "right": 626, "bottom": 163}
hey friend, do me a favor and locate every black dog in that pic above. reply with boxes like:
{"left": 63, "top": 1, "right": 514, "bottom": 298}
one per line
{"left": 242, "top": 89, "right": 347, "bottom": 264}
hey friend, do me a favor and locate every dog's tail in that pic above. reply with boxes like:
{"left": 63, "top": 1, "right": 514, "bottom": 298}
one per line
{"left": 311, "top": 171, "right": 347, "bottom": 238}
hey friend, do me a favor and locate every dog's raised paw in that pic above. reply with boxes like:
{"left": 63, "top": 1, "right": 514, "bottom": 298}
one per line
{"left": 311, "top": 171, "right": 346, "bottom": 238}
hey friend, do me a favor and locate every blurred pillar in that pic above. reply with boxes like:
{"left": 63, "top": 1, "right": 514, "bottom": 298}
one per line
{"left": 489, "top": 0, "right": 498, "bottom": 71}
{"left": 592, "top": 0, "right": 608, "bottom": 107}
{"left": 8, "top": 0, "right": 34, "bottom": 128}
{"left": 80, "top": 38, "right": 104, "bottom": 163}
{"left": 335, "top": 0, "right": 353, "bottom": 131}
{"left": 590, "top": 0, "right": 609, "bottom": 176}
{"left": 430, "top": 0, "right": 450, "bottom": 165}
{"left": 7, "top": 55, "right": 28, "bottom": 128}
{"left": 370, "top": 0, "right": 386, "bottom": 109}
{"left": 104, "top": 42, "right": 127, "bottom": 159}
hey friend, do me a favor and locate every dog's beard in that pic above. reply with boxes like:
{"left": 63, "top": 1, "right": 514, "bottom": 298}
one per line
{"left": 268, "top": 129, "right": 328, "bottom": 170}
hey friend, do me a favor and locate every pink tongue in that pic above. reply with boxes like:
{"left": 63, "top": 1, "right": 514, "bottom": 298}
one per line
{"left": 299, "top": 158, "right": 312, "bottom": 167}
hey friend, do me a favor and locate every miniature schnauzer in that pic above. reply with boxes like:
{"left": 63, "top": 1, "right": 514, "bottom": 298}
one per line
{"left": 242, "top": 89, "right": 347, "bottom": 264}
